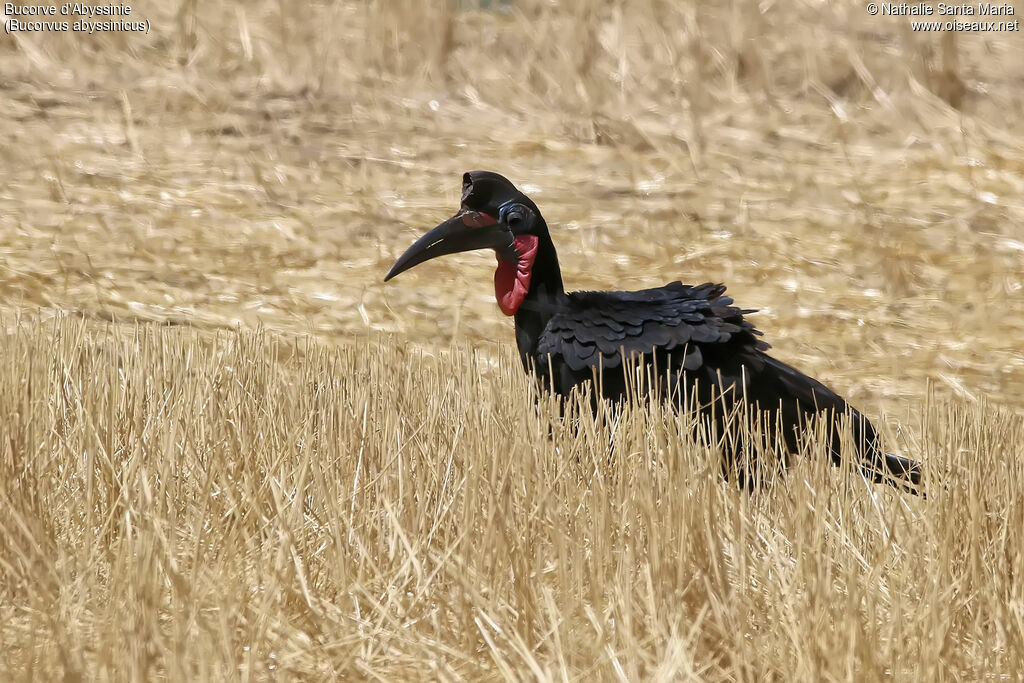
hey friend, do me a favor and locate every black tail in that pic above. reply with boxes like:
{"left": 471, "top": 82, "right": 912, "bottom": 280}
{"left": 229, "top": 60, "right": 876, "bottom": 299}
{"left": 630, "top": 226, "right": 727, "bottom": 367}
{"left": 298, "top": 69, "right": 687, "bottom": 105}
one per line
{"left": 755, "top": 355, "right": 924, "bottom": 494}
{"left": 881, "top": 451, "right": 922, "bottom": 486}
{"left": 860, "top": 451, "right": 924, "bottom": 496}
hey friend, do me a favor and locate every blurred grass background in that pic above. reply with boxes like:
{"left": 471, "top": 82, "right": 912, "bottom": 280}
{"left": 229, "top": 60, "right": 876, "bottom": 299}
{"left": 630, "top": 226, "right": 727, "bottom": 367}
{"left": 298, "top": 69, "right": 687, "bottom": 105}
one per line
{"left": 2, "top": 0, "right": 1022, "bottom": 417}
{"left": 2, "top": 1, "right": 1024, "bottom": 678}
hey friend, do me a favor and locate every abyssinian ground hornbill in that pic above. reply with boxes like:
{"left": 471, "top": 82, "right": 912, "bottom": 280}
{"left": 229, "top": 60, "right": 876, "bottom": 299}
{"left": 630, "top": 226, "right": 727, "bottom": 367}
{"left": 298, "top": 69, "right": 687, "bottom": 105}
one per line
{"left": 385, "top": 171, "right": 922, "bottom": 492}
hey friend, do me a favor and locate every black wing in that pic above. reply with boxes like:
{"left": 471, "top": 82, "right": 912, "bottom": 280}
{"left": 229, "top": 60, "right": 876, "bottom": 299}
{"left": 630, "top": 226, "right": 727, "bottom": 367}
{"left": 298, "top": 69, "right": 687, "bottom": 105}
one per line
{"left": 533, "top": 281, "right": 921, "bottom": 489}
{"left": 535, "top": 281, "right": 768, "bottom": 373}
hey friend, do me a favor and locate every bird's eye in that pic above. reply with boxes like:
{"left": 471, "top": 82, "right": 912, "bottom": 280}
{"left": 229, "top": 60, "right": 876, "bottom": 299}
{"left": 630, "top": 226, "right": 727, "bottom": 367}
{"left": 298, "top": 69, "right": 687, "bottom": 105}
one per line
{"left": 504, "top": 204, "right": 525, "bottom": 227}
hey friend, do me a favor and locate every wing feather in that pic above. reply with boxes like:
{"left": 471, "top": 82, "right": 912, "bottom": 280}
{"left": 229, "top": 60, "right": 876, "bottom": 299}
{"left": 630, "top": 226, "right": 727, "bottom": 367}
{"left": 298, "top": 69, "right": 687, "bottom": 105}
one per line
{"left": 537, "top": 282, "right": 766, "bottom": 374}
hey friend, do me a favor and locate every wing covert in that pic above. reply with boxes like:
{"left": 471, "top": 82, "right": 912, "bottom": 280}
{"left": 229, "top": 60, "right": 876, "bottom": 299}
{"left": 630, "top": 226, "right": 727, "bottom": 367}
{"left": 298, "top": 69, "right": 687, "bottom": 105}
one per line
{"left": 536, "top": 282, "right": 767, "bottom": 372}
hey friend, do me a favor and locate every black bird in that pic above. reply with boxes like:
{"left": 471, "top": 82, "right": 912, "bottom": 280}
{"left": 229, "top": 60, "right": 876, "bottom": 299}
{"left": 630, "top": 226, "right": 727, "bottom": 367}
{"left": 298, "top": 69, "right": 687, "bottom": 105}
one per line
{"left": 385, "top": 171, "right": 922, "bottom": 491}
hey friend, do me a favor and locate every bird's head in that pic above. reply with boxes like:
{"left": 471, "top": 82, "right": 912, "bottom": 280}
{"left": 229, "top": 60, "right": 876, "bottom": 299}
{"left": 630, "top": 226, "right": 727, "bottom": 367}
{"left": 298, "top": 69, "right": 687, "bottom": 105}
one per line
{"left": 384, "top": 171, "right": 545, "bottom": 316}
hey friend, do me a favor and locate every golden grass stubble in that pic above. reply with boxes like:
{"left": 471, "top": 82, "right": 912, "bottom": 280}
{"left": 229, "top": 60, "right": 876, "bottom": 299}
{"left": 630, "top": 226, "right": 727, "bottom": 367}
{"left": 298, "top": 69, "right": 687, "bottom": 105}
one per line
{"left": 0, "top": 319, "right": 1023, "bottom": 678}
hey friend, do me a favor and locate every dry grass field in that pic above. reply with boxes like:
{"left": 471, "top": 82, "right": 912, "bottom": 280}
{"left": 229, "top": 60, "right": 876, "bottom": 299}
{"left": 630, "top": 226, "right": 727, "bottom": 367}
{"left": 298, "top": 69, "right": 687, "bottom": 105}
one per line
{"left": 2, "top": 0, "right": 1024, "bottom": 679}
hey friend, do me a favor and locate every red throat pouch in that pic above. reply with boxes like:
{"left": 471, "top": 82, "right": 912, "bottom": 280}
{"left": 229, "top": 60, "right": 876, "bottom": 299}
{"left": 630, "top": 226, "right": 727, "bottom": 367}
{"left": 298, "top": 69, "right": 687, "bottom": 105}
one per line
{"left": 494, "top": 235, "right": 539, "bottom": 316}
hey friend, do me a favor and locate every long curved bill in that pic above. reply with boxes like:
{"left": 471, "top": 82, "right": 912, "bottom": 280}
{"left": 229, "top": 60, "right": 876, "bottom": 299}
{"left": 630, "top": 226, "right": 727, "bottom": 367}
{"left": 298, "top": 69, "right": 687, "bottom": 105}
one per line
{"left": 384, "top": 210, "right": 516, "bottom": 281}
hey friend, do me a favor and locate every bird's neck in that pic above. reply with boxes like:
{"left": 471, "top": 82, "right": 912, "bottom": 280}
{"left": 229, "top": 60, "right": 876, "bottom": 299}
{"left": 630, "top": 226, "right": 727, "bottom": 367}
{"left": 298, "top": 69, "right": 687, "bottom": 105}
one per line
{"left": 512, "top": 232, "right": 563, "bottom": 367}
